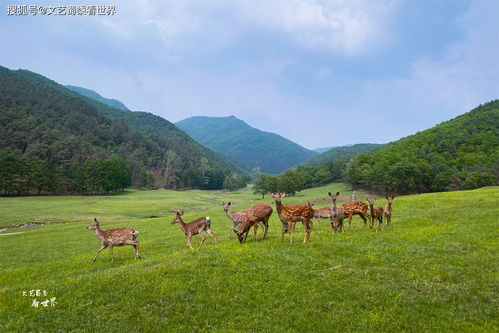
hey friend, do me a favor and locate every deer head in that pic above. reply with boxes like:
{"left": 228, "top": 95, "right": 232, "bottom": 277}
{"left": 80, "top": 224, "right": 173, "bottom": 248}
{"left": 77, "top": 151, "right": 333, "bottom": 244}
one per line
{"left": 328, "top": 192, "right": 340, "bottom": 202}
{"left": 386, "top": 196, "right": 395, "bottom": 204}
{"left": 86, "top": 218, "right": 100, "bottom": 230}
{"left": 171, "top": 210, "right": 184, "bottom": 224}
{"left": 223, "top": 202, "right": 233, "bottom": 212}
{"left": 269, "top": 192, "right": 285, "bottom": 203}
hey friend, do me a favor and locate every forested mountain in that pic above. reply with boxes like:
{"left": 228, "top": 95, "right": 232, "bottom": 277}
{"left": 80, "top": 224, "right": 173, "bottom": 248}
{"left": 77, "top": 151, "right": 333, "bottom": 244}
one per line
{"left": 0, "top": 66, "right": 240, "bottom": 194}
{"left": 344, "top": 100, "right": 499, "bottom": 193}
{"left": 65, "top": 85, "right": 130, "bottom": 111}
{"left": 304, "top": 143, "right": 384, "bottom": 166}
{"left": 176, "top": 116, "right": 318, "bottom": 174}
{"left": 313, "top": 146, "right": 337, "bottom": 153}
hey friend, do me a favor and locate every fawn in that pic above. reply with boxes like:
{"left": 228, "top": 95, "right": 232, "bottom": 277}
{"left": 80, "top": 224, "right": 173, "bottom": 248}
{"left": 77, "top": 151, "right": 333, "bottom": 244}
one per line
{"left": 235, "top": 203, "right": 273, "bottom": 243}
{"left": 171, "top": 211, "right": 217, "bottom": 250}
{"left": 384, "top": 196, "right": 395, "bottom": 227}
{"left": 367, "top": 199, "right": 384, "bottom": 231}
{"left": 86, "top": 218, "right": 140, "bottom": 262}
{"left": 308, "top": 200, "right": 332, "bottom": 230}
{"left": 328, "top": 192, "right": 370, "bottom": 231}
{"left": 270, "top": 192, "right": 314, "bottom": 243}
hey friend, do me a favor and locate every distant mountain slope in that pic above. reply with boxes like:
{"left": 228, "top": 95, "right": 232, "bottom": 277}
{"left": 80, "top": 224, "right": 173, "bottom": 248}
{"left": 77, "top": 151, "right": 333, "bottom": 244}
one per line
{"left": 0, "top": 66, "right": 239, "bottom": 192}
{"left": 304, "top": 143, "right": 384, "bottom": 166}
{"left": 176, "top": 116, "right": 318, "bottom": 174}
{"left": 346, "top": 100, "right": 499, "bottom": 193}
{"left": 65, "top": 85, "right": 129, "bottom": 111}
{"left": 313, "top": 146, "right": 337, "bottom": 153}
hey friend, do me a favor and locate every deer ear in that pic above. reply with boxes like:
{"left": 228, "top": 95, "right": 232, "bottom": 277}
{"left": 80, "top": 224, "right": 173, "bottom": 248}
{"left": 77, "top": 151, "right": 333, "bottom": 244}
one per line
{"left": 94, "top": 218, "right": 98, "bottom": 223}
{"left": 228, "top": 202, "right": 232, "bottom": 205}
{"left": 336, "top": 192, "right": 340, "bottom": 196}
{"left": 328, "top": 192, "right": 332, "bottom": 196}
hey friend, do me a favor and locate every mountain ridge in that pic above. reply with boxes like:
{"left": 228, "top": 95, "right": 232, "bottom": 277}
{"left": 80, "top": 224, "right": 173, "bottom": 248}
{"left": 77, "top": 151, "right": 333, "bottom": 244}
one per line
{"left": 176, "top": 115, "right": 318, "bottom": 174}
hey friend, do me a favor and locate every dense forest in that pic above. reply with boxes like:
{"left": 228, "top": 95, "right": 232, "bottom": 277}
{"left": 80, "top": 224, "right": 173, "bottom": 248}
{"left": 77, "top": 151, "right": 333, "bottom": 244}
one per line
{"left": 176, "top": 115, "right": 318, "bottom": 174}
{"left": 344, "top": 101, "right": 499, "bottom": 193}
{"left": 0, "top": 66, "right": 242, "bottom": 194}
{"left": 253, "top": 101, "right": 499, "bottom": 196}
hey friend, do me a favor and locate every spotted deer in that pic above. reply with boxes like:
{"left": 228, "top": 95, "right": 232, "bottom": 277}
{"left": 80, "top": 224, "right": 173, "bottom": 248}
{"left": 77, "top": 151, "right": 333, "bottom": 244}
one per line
{"left": 223, "top": 202, "right": 264, "bottom": 240}
{"left": 235, "top": 203, "right": 273, "bottom": 243}
{"left": 270, "top": 192, "right": 314, "bottom": 243}
{"left": 328, "top": 194, "right": 346, "bottom": 233}
{"left": 171, "top": 211, "right": 217, "bottom": 250}
{"left": 367, "top": 199, "right": 384, "bottom": 231}
{"left": 384, "top": 196, "right": 395, "bottom": 227}
{"left": 328, "top": 192, "right": 370, "bottom": 231}
{"left": 86, "top": 218, "right": 140, "bottom": 262}
{"left": 308, "top": 200, "right": 332, "bottom": 230}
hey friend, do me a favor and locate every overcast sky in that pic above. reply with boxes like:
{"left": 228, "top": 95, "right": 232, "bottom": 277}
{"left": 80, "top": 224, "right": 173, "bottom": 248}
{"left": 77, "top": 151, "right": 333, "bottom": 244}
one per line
{"left": 1, "top": 0, "right": 498, "bottom": 149}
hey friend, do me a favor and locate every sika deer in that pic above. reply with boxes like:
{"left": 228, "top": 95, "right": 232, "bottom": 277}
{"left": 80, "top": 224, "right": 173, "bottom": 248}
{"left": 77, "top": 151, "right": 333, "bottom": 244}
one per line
{"left": 384, "top": 196, "right": 395, "bottom": 228}
{"left": 328, "top": 192, "right": 370, "bottom": 231}
{"left": 223, "top": 202, "right": 264, "bottom": 240}
{"left": 328, "top": 193, "right": 346, "bottom": 233}
{"left": 235, "top": 203, "right": 273, "bottom": 243}
{"left": 270, "top": 192, "right": 314, "bottom": 243}
{"left": 171, "top": 211, "right": 217, "bottom": 250}
{"left": 367, "top": 199, "right": 384, "bottom": 231}
{"left": 86, "top": 218, "right": 140, "bottom": 262}
{"left": 308, "top": 200, "right": 331, "bottom": 230}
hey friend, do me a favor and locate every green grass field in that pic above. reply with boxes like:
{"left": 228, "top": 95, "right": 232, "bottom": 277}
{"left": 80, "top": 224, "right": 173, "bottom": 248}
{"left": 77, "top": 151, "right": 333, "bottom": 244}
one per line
{"left": 0, "top": 184, "right": 498, "bottom": 332}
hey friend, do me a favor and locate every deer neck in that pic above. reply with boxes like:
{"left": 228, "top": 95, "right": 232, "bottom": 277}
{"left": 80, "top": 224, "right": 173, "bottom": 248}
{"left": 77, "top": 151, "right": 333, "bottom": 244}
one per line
{"left": 177, "top": 218, "right": 187, "bottom": 233}
{"left": 331, "top": 199, "right": 337, "bottom": 212}
{"left": 225, "top": 209, "right": 236, "bottom": 221}
{"left": 95, "top": 226, "right": 106, "bottom": 241}
{"left": 275, "top": 200, "right": 284, "bottom": 216}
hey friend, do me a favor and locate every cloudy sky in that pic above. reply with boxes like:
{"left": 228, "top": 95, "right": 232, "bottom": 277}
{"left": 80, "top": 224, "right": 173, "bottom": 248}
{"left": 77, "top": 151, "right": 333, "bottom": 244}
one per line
{"left": 1, "top": 0, "right": 498, "bottom": 149}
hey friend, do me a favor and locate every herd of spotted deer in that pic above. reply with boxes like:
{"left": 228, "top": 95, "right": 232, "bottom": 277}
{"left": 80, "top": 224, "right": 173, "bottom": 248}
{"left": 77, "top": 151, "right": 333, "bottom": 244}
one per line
{"left": 86, "top": 191, "right": 395, "bottom": 261}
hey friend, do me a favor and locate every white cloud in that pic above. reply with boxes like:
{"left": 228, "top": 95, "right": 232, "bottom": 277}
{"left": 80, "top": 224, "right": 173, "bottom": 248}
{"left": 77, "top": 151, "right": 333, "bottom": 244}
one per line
{"left": 96, "top": 0, "right": 397, "bottom": 55}
{"left": 238, "top": 0, "right": 397, "bottom": 54}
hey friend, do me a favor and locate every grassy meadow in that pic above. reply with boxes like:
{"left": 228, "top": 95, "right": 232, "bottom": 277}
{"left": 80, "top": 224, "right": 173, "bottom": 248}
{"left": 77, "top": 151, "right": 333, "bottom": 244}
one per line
{"left": 0, "top": 184, "right": 498, "bottom": 332}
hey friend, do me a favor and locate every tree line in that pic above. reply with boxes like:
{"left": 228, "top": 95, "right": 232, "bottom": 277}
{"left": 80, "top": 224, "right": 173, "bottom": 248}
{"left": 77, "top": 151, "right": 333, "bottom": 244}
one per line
{"left": 253, "top": 160, "right": 346, "bottom": 197}
{"left": 0, "top": 149, "right": 130, "bottom": 195}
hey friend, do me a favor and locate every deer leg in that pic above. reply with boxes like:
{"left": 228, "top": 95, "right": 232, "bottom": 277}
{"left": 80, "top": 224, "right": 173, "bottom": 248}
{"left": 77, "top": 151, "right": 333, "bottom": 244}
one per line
{"left": 92, "top": 244, "right": 108, "bottom": 262}
{"left": 287, "top": 222, "right": 294, "bottom": 243}
{"left": 187, "top": 235, "right": 194, "bottom": 250}
{"left": 198, "top": 233, "right": 207, "bottom": 250}
{"left": 109, "top": 245, "right": 114, "bottom": 262}
{"left": 316, "top": 218, "right": 320, "bottom": 230}
{"left": 262, "top": 219, "right": 269, "bottom": 240}
{"left": 132, "top": 241, "right": 140, "bottom": 259}
{"left": 360, "top": 214, "right": 368, "bottom": 229}
{"left": 207, "top": 230, "right": 218, "bottom": 247}
{"left": 253, "top": 224, "right": 259, "bottom": 242}
{"left": 348, "top": 215, "right": 353, "bottom": 231}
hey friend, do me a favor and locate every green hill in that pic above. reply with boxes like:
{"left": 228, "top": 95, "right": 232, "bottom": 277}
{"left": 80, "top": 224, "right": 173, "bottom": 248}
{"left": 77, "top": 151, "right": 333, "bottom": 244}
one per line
{"left": 345, "top": 100, "right": 499, "bottom": 193}
{"left": 312, "top": 146, "right": 338, "bottom": 153}
{"left": 0, "top": 66, "right": 239, "bottom": 193}
{"left": 304, "top": 143, "right": 384, "bottom": 166}
{"left": 65, "top": 85, "right": 130, "bottom": 111}
{"left": 176, "top": 116, "right": 318, "bottom": 174}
